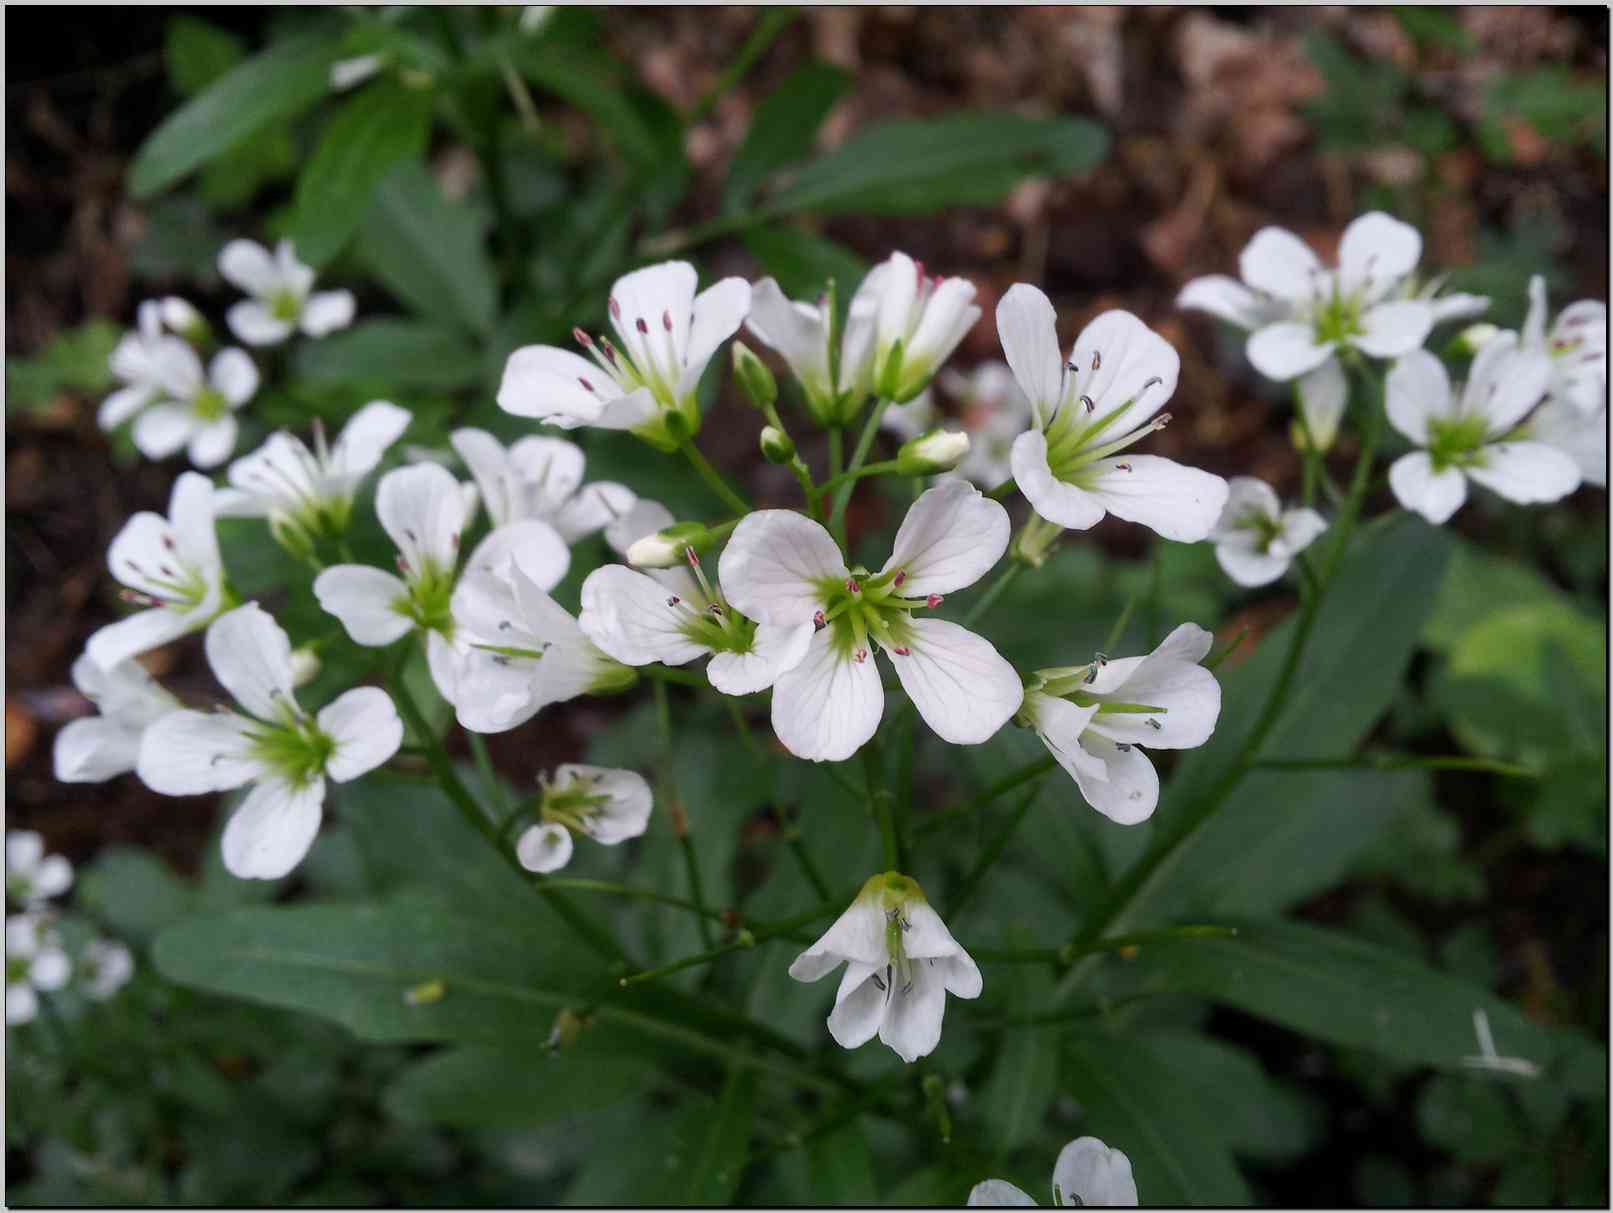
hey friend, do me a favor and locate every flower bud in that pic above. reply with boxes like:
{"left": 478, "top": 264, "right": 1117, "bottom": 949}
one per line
{"left": 1454, "top": 322, "right": 1501, "bottom": 357}
{"left": 159, "top": 297, "right": 211, "bottom": 346}
{"left": 731, "top": 341, "right": 778, "bottom": 412}
{"left": 626, "top": 521, "right": 710, "bottom": 568}
{"left": 759, "top": 425, "right": 796, "bottom": 464}
{"left": 289, "top": 647, "right": 322, "bottom": 688}
{"left": 896, "top": 428, "right": 970, "bottom": 475}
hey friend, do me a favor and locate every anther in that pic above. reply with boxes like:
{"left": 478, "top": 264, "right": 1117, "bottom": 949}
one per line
{"left": 1091, "top": 350, "right": 1102, "bottom": 371}
{"left": 1147, "top": 718, "right": 1162, "bottom": 731}
{"left": 926, "top": 593, "right": 943, "bottom": 608}
{"left": 609, "top": 297, "right": 620, "bottom": 320}
{"left": 708, "top": 604, "right": 725, "bottom": 618}
{"left": 498, "top": 620, "right": 513, "bottom": 631}
{"left": 161, "top": 534, "right": 176, "bottom": 551}
{"left": 578, "top": 376, "right": 594, "bottom": 393}
{"left": 893, "top": 570, "right": 906, "bottom": 588}
{"left": 1081, "top": 394, "right": 1096, "bottom": 413}
{"left": 573, "top": 327, "right": 593, "bottom": 347}
{"left": 662, "top": 310, "right": 673, "bottom": 332}
{"left": 1141, "top": 376, "right": 1163, "bottom": 393}
{"left": 846, "top": 577, "right": 861, "bottom": 594}
{"left": 1153, "top": 412, "right": 1173, "bottom": 429}
{"left": 396, "top": 554, "right": 410, "bottom": 574}
{"left": 635, "top": 317, "right": 649, "bottom": 334}
{"left": 601, "top": 339, "right": 619, "bottom": 364}
{"left": 853, "top": 648, "right": 868, "bottom": 664}
{"left": 685, "top": 545, "right": 701, "bottom": 569}
{"left": 1094, "top": 652, "right": 1109, "bottom": 665}
{"left": 892, "top": 646, "right": 912, "bottom": 656}
{"left": 1114, "top": 462, "right": 1132, "bottom": 471}
{"left": 1115, "top": 742, "right": 1132, "bottom": 753}
{"left": 812, "top": 610, "right": 826, "bottom": 629}
{"left": 666, "top": 595, "right": 682, "bottom": 608}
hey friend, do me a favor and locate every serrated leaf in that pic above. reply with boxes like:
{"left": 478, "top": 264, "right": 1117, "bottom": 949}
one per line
{"left": 724, "top": 62, "right": 852, "bottom": 213}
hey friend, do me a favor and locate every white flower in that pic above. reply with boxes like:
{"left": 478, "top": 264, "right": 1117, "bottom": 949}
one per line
{"left": 99, "top": 302, "right": 194, "bottom": 432}
{"left": 136, "top": 604, "right": 402, "bottom": 879}
{"left": 450, "top": 427, "right": 636, "bottom": 541}
{"left": 1410, "top": 276, "right": 1490, "bottom": 327}
{"left": 78, "top": 939, "right": 134, "bottom": 1001}
{"left": 1386, "top": 337, "right": 1579, "bottom": 525}
{"left": 1209, "top": 477, "right": 1327, "bottom": 587}
{"left": 5, "top": 832, "right": 73, "bottom": 907}
{"left": 719, "top": 481, "right": 1022, "bottom": 762}
{"left": 220, "top": 238, "right": 356, "bottom": 346}
{"left": 87, "top": 472, "right": 227, "bottom": 672}
{"left": 1180, "top": 212, "right": 1435, "bottom": 382}
{"left": 1019, "top": 624, "right": 1221, "bottom": 825}
{"left": 53, "top": 655, "right": 181, "bottom": 784}
{"left": 970, "top": 1137, "right": 1139, "bottom": 1207}
{"left": 158, "top": 296, "right": 210, "bottom": 343}
{"left": 1294, "top": 356, "right": 1348, "bottom": 452}
{"left": 514, "top": 764, "right": 652, "bottom": 874}
{"left": 788, "top": 872, "right": 981, "bottom": 1064}
{"left": 865, "top": 252, "right": 980, "bottom": 402}
{"left": 5, "top": 913, "right": 70, "bottom": 1025}
{"left": 497, "top": 260, "right": 751, "bottom": 450}
{"left": 1520, "top": 275, "right": 1606, "bottom": 417}
{"left": 896, "top": 428, "right": 971, "bottom": 475}
{"left": 1527, "top": 395, "right": 1607, "bottom": 489}
{"left": 131, "top": 343, "right": 258, "bottom": 468}
{"left": 997, "top": 289, "right": 1229, "bottom": 542}
{"left": 449, "top": 537, "right": 633, "bottom": 734}
{"left": 215, "top": 401, "right": 412, "bottom": 551}
{"left": 745, "top": 274, "right": 883, "bottom": 425}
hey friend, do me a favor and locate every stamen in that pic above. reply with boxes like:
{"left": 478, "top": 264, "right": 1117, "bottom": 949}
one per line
{"left": 892, "top": 570, "right": 906, "bottom": 588}
{"left": 498, "top": 620, "right": 512, "bottom": 631}
{"left": 635, "top": 317, "right": 649, "bottom": 335}
{"left": 1091, "top": 349, "right": 1102, "bottom": 371}
{"left": 579, "top": 376, "right": 595, "bottom": 393}
{"left": 892, "top": 646, "right": 912, "bottom": 656}
{"left": 608, "top": 297, "right": 620, "bottom": 320}
{"left": 1141, "top": 376, "right": 1163, "bottom": 394}
{"left": 925, "top": 593, "right": 943, "bottom": 608}
{"left": 1081, "top": 394, "right": 1096, "bottom": 413}
{"left": 812, "top": 610, "right": 826, "bottom": 629}
{"left": 846, "top": 577, "right": 861, "bottom": 595}
{"left": 573, "top": 327, "right": 593, "bottom": 348}
{"left": 662, "top": 310, "right": 673, "bottom": 332}
{"left": 685, "top": 545, "right": 701, "bottom": 569}
{"left": 1114, "top": 462, "right": 1132, "bottom": 471}
{"left": 396, "top": 554, "right": 410, "bottom": 574}
{"left": 1148, "top": 718, "right": 1162, "bottom": 730}
{"left": 1115, "top": 742, "right": 1132, "bottom": 752}
{"left": 853, "top": 648, "right": 868, "bottom": 664}
{"left": 601, "top": 339, "right": 619, "bottom": 365}
{"left": 667, "top": 595, "right": 682, "bottom": 608}
{"left": 1152, "top": 412, "right": 1173, "bottom": 429}
{"left": 708, "top": 604, "right": 724, "bottom": 618}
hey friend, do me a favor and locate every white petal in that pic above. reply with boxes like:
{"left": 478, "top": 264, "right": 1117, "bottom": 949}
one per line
{"left": 85, "top": 609, "right": 194, "bottom": 672}
{"left": 220, "top": 776, "right": 325, "bottom": 880}
{"left": 878, "top": 958, "right": 949, "bottom": 1063}
{"left": 1337, "top": 211, "right": 1422, "bottom": 301}
{"left": 874, "top": 251, "right": 920, "bottom": 358}
{"left": 275, "top": 239, "right": 316, "bottom": 296}
{"left": 1086, "top": 630, "right": 1221, "bottom": 750}
{"left": 678, "top": 277, "right": 752, "bottom": 398}
{"left": 1011, "top": 430, "right": 1106, "bottom": 531}
{"left": 317, "top": 687, "right": 403, "bottom": 782}
{"left": 1176, "top": 274, "right": 1269, "bottom": 330}
{"left": 578, "top": 565, "right": 710, "bottom": 667}
{"left": 133, "top": 404, "right": 197, "bottom": 460}
{"left": 516, "top": 822, "right": 573, "bottom": 873}
{"left": 300, "top": 290, "right": 356, "bottom": 337}
{"left": 552, "top": 481, "right": 637, "bottom": 544}
{"left": 187, "top": 418, "right": 238, "bottom": 469}
{"left": 1082, "top": 456, "right": 1230, "bottom": 543}
{"left": 604, "top": 498, "right": 675, "bottom": 557}
{"left": 1247, "top": 322, "right": 1334, "bottom": 381}
{"left": 376, "top": 462, "right": 467, "bottom": 574}
{"left": 505, "top": 435, "right": 587, "bottom": 518}
{"left": 608, "top": 260, "right": 698, "bottom": 352}
{"left": 53, "top": 718, "right": 142, "bottom": 782}
{"left": 771, "top": 627, "right": 883, "bottom": 762}
{"left": 497, "top": 345, "right": 610, "bottom": 425}
{"left": 1070, "top": 734, "right": 1160, "bottom": 825}
{"left": 900, "top": 900, "right": 965, "bottom": 961}
{"left": 331, "top": 401, "right": 411, "bottom": 480}
{"left": 718, "top": 510, "right": 846, "bottom": 624}
{"left": 1466, "top": 441, "right": 1581, "bottom": 505}
{"left": 426, "top": 630, "right": 465, "bottom": 706}
{"left": 1070, "top": 310, "right": 1180, "bottom": 430}
{"left": 6, "top": 831, "right": 43, "bottom": 871}
{"left": 881, "top": 481, "right": 1010, "bottom": 598}
{"left": 905, "top": 278, "right": 979, "bottom": 369}
{"left": 1296, "top": 357, "right": 1348, "bottom": 448}
{"left": 968, "top": 1180, "right": 1037, "bottom": 1207}
{"left": 1385, "top": 349, "right": 1454, "bottom": 444}
{"left": 206, "top": 603, "right": 297, "bottom": 722}
{"left": 6, "top": 984, "right": 38, "bottom": 1025}
{"left": 313, "top": 565, "right": 414, "bottom": 646}
{"left": 153, "top": 339, "right": 205, "bottom": 398}
{"left": 1272, "top": 508, "right": 1328, "bottom": 559}
{"left": 790, "top": 897, "right": 886, "bottom": 979}
{"left": 1026, "top": 691, "right": 1106, "bottom": 782}
{"left": 1530, "top": 397, "right": 1607, "bottom": 488}
{"left": 30, "top": 949, "right": 71, "bottom": 991}
{"left": 706, "top": 621, "right": 813, "bottom": 696}
{"left": 209, "top": 348, "right": 259, "bottom": 405}
{"left": 1238, "top": 226, "right": 1322, "bottom": 303}
{"left": 1466, "top": 337, "right": 1551, "bottom": 435}
{"left": 558, "top": 764, "right": 653, "bottom": 844}
{"left": 31, "top": 855, "right": 73, "bottom": 900}
{"left": 136, "top": 709, "right": 261, "bottom": 795}
{"left": 889, "top": 618, "right": 1021, "bottom": 745}
{"left": 462, "top": 520, "right": 570, "bottom": 592}
{"left": 590, "top": 386, "right": 660, "bottom": 432}
{"left": 746, "top": 278, "right": 830, "bottom": 388}
{"left": 1052, "top": 1137, "right": 1139, "bottom": 1207}
{"left": 1428, "top": 291, "right": 1490, "bottom": 325}
{"left": 1211, "top": 476, "right": 1280, "bottom": 538}
{"left": 219, "top": 239, "right": 280, "bottom": 295}
{"left": 226, "top": 300, "right": 294, "bottom": 347}
{"left": 825, "top": 961, "right": 887, "bottom": 1049}
{"left": 1388, "top": 451, "right": 1468, "bottom": 525}
{"left": 1353, "top": 300, "right": 1434, "bottom": 359}
{"left": 1215, "top": 540, "right": 1290, "bottom": 587}
{"left": 99, "top": 384, "right": 153, "bottom": 430}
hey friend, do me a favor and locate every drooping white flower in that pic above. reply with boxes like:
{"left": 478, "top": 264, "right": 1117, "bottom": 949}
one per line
{"left": 450, "top": 427, "right": 636, "bottom": 541}
{"left": 1527, "top": 394, "right": 1607, "bottom": 489}
{"left": 215, "top": 401, "right": 412, "bottom": 553}
{"left": 745, "top": 274, "right": 883, "bottom": 425}
{"left": 136, "top": 604, "right": 402, "bottom": 879}
{"left": 1209, "top": 477, "right": 1327, "bottom": 587}
{"left": 1386, "top": 337, "right": 1579, "bottom": 525}
{"left": 969, "top": 1137, "right": 1139, "bottom": 1207}
{"left": 720, "top": 481, "right": 1023, "bottom": 762}
{"left": 1293, "top": 356, "right": 1348, "bottom": 452}
{"left": 130, "top": 343, "right": 259, "bottom": 468}
{"left": 788, "top": 871, "right": 981, "bottom": 1064}
{"left": 99, "top": 302, "right": 194, "bottom": 432}
{"left": 497, "top": 260, "right": 751, "bottom": 450}
{"left": 77, "top": 939, "right": 134, "bottom": 1001}
{"left": 220, "top": 238, "right": 356, "bottom": 346}
{"left": 1018, "top": 623, "right": 1221, "bottom": 825}
{"left": 1179, "top": 212, "right": 1436, "bottom": 382}
{"left": 449, "top": 537, "right": 634, "bottom": 734}
{"left": 53, "top": 655, "right": 181, "bottom": 784}
{"left": 1519, "top": 274, "right": 1606, "bottom": 417}
{"left": 86, "top": 472, "right": 228, "bottom": 672}
{"left": 997, "top": 289, "right": 1229, "bottom": 542}
{"left": 514, "top": 765, "right": 653, "bottom": 874}
{"left": 5, "top": 832, "right": 73, "bottom": 907}
{"left": 5, "top": 913, "right": 70, "bottom": 1025}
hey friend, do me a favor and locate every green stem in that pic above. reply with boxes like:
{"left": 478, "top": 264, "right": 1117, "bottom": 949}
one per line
{"left": 961, "top": 562, "right": 1023, "bottom": 628}
{"left": 909, "top": 755, "right": 1056, "bottom": 842}
{"left": 827, "top": 426, "right": 844, "bottom": 483}
{"left": 680, "top": 438, "right": 750, "bottom": 515}
{"left": 541, "top": 877, "right": 726, "bottom": 922}
{"left": 467, "top": 732, "right": 510, "bottom": 821}
{"left": 829, "top": 399, "right": 892, "bottom": 548}
{"left": 863, "top": 742, "right": 900, "bottom": 870}
{"left": 946, "top": 786, "right": 1042, "bottom": 919}
{"left": 1256, "top": 754, "right": 1540, "bottom": 778}
{"left": 619, "top": 899, "right": 843, "bottom": 987}
{"left": 814, "top": 458, "right": 902, "bottom": 496}
{"left": 640, "top": 665, "right": 707, "bottom": 688}
{"left": 1104, "top": 581, "right": 1144, "bottom": 653}
{"left": 785, "top": 829, "right": 832, "bottom": 901}
{"left": 688, "top": 7, "right": 799, "bottom": 124}
{"left": 652, "top": 677, "right": 715, "bottom": 949}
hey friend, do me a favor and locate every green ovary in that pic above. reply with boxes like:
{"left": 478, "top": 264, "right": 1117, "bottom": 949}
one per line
{"left": 1426, "top": 413, "right": 1490, "bottom": 471}
{"left": 1311, "top": 293, "right": 1364, "bottom": 346}
{"left": 251, "top": 718, "right": 335, "bottom": 788}
{"left": 394, "top": 561, "right": 456, "bottom": 635}
{"left": 817, "top": 574, "right": 918, "bottom": 659}
{"left": 269, "top": 290, "right": 303, "bottom": 324}
{"left": 194, "top": 387, "right": 229, "bottom": 422}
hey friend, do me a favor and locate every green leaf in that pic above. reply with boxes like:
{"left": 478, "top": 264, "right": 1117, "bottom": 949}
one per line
{"left": 805, "top": 1120, "right": 879, "bottom": 1203}
{"left": 355, "top": 160, "right": 498, "bottom": 336}
{"left": 1140, "top": 1030, "right": 1318, "bottom": 1161}
{"left": 741, "top": 225, "right": 868, "bottom": 302}
{"left": 682, "top": 1062, "right": 757, "bottom": 1204}
{"left": 514, "top": 44, "right": 681, "bottom": 177}
{"left": 1125, "top": 919, "right": 1606, "bottom": 1096}
{"left": 384, "top": 1044, "right": 645, "bottom": 1129}
{"left": 5, "top": 321, "right": 121, "bottom": 414}
{"left": 76, "top": 846, "right": 196, "bottom": 943}
{"left": 769, "top": 112, "right": 1108, "bottom": 217}
{"left": 723, "top": 62, "right": 852, "bottom": 213}
{"left": 289, "top": 81, "right": 434, "bottom": 265}
{"left": 165, "top": 15, "right": 246, "bottom": 97}
{"left": 292, "top": 319, "right": 483, "bottom": 389}
{"left": 131, "top": 33, "right": 343, "bottom": 199}
{"left": 979, "top": 950, "right": 1055, "bottom": 1153}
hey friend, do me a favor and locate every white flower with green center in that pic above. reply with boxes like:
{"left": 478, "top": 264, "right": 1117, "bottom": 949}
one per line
{"left": 1386, "top": 336, "right": 1579, "bottom": 525}
{"left": 449, "top": 537, "right": 635, "bottom": 734}
{"left": 788, "top": 871, "right": 981, "bottom": 1064}
{"left": 131, "top": 343, "right": 258, "bottom": 469}
{"left": 78, "top": 939, "right": 134, "bottom": 1002}
{"left": 6, "top": 913, "right": 70, "bottom": 1026}
{"left": 497, "top": 260, "right": 752, "bottom": 451}
{"left": 970, "top": 1137, "right": 1139, "bottom": 1207}
{"left": 53, "top": 654, "right": 181, "bottom": 784}
{"left": 1520, "top": 274, "right": 1606, "bottom": 417}
{"left": 136, "top": 604, "right": 402, "bottom": 879}
{"left": 1209, "top": 477, "right": 1327, "bottom": 588}
{"left": 87, "top": 472, "right": 229, "bottom": 672}
{"left": 99, "top": 301, "right": 194, "bottom": 432}
{"left": 719, "top": 481, "right": 1023, "bottom": 762}
{"left": 215, "top": 401, "right": 411, "bottom": 556}
{"left": 220, "top": 238, "right": 355, "bottom": 347}
{"left": 997, "top": 289, "right": 1229, "bottom": 542}
{"left": 5, "top": 832, "right": 72, "bottom": 908}
{"left": 1018, "top": 623, "right": 1222, "bottom": 825}
{"left": 745, "top": 274, "right": 883, "bottom": 425}
{"left": 514, "top": 764, "right": 653, "bottom": 875}
{"left": 450, "top": 427, "right": 636, "bottom": 542}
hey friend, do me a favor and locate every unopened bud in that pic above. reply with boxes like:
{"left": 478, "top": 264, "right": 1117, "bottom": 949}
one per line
{"left": 731, "top": 341, "right": 778, "bottom": 412}
{"left": 896, "top": 428, "right": 970, "bottom": 475}
{"left": 158, "top": 297, "right": 210, "bottom": 344}
{"left": 759, "top": 425, "right": 796, "bottom": 464}
{"left": 1454, "top": 322, "right": 1501, "bottom": 357}
{"left": 626, "top": 521, "right": 711, "bottom": 569}
{"left": 289, "top": 646, "right": 321, "bottom": 688}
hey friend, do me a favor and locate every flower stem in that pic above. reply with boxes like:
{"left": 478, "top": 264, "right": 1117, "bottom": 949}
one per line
{"left": 862, "top": 741, "right": 901, "bottom": 870}
{"left": 1255, "top": 753, "right": 1540, "bottom": 778}
{"left": 909, "top": 754, "right": 1056, "bottom": 842}
{"left": 639, "top": 665, "right": 707, "bottom": 688}
{"left": 829, "top": 399, "right": 892, "bottom": 549}
{"left": 687, "top": 6, "right": 799, "bottom": 124}
{"left": 618, "top": 898, "right": 844, "bottom": 988}
{"left": 813, "top": 458, "right": 902, "bottom": 497}
{"left": 679, "top": 438, "right": 750, "bottom": 515}
{"left": 652, "top": 677, "right": 715, "bottom": 950}
{"left": 541, "top": 877, "right": 728, "bottom": 922}
{"left": 961, "top": 561, "right": 1023, "bottom": 628}
{"left": 945, "top": 786, "right": 1042, "bottom": 919}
